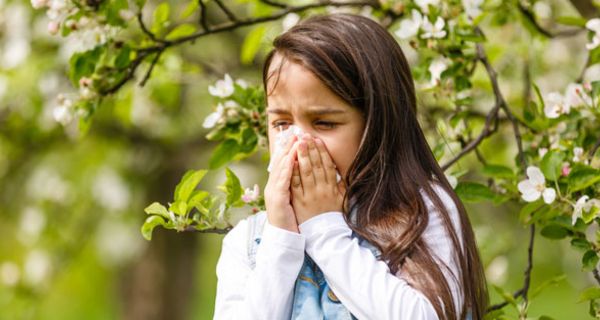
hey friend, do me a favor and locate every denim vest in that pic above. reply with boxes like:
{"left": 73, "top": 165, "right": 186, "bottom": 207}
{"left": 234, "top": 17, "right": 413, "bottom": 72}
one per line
{"left": 246, "top": 211, "right": 379, "bottom": 319}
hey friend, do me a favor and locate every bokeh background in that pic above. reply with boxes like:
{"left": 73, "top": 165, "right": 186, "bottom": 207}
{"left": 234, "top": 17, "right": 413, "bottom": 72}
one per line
{"left": 1, "top": 0, "right": 599, "bottom": 319}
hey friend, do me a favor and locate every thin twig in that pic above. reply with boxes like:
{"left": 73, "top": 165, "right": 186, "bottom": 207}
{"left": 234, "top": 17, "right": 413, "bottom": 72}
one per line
{"left": 102, "top": 0, "right": 381, "bottom": 96}
{"left": 259, "top": 0, "right": 289, "bottom": 9}
{"left": 214, "top": 0, "right": 239, "bottom": 23}
{"left": 517, "top": 1, "right": 583, "bottom": 38}
{"left": 139, "top": 50, "right": 163, "bottom": 87}
{"left": 199, "top": 0, "right": 210, "bottom": 32}
{"left": 184, "top": 226, "right": 233, "bottom": 234}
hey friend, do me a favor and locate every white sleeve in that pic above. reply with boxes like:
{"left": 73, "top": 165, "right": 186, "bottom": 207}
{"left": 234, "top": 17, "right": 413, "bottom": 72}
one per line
{"left": 213, "top": 217, "right": 306, "bottom": 320}
{"left": 299, "top": 212, "right": 440, "bottom": 320}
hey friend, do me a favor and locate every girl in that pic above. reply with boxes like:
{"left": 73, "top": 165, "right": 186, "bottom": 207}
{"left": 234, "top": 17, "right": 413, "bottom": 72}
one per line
{"left": 214, "top": 13, "right": 488, "bottom": 320}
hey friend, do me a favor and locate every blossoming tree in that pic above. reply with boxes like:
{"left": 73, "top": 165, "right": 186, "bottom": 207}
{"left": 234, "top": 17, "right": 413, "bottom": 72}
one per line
{"left": 6, "top": 0, "right": 600, "bottom": 318}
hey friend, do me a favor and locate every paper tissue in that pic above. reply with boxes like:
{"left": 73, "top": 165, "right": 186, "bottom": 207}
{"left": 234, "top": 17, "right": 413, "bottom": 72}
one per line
{"left": 267, "top": 125, "right": 341, "bottom": 182}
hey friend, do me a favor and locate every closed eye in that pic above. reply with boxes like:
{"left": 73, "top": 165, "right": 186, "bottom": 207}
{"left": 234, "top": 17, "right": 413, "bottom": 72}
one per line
{"left": 315, "top": 121, "right": 338, "bottom": 129}
{"left": 271, "top": 120, "right": 290, "bottom": 130}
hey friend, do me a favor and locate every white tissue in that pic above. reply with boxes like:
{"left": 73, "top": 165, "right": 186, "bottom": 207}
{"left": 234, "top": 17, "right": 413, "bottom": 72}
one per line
{"left": 267, "top": 125, "right": 341, "bottom": 182}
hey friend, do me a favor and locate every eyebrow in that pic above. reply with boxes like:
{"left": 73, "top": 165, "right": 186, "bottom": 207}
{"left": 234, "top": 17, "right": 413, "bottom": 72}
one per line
{"left": 266, "top": 107, "right": 347, "bottom": 116}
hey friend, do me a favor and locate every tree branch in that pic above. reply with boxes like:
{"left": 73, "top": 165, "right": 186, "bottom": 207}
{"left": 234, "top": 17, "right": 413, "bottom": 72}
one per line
{"left": 101, "top": 0, "right": 383, "bottom": 96}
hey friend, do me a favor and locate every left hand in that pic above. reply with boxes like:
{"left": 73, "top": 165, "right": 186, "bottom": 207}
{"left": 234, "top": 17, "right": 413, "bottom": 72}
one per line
{"left": 291, "top": 133, "right": 346, "bottom": 225}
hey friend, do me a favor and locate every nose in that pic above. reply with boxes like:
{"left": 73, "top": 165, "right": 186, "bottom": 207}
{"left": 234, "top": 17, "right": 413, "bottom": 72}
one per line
{"left": 293, "top": 123, "right": 318, "bottom": 140}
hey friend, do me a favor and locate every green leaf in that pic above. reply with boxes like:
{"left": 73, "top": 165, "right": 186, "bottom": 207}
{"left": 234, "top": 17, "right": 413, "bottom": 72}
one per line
{"left": 583, "top": 250, "right": 599, "bottom": 271}
{"left": 181, "top": 0, "right": 199, "bottom": 19}
{"left": 144, "top": 202, "right": 169, "bottom": 218}
{"left": 540, "top": 224, "right": 569, "bottom": 239}
{"left": 591, "top": 80, "right": 600, "bottom": 101}
{"left": 568, "top": 168, "right": 600, "bottom": 192}
{"left": 530, "top": 274, "right": 566, "bottom": 299}
{"left": 174, "top": 169, "right": 208, "bottom": 203}
{"left": 540, "top": 151, "right": 564, "bottom": 181}
{"left": 152, "top": 2, "right": 171, "bottom": 35}
{"left": 68, "top": 45, "right": 105, "bottom": 87}
{"left": 579, "top": 287, "right": 600, "bottom": 302}
{"left": 141, "top": 215, "right": 166, "bottom": 240}
{"left": 169, "top": 200, "right": 188, "bottom": 216}
{"left": 241, "top": 25, "right": 266, "bottom": 65}
{"left": 482, "top": 164, "right": 514, "bottom": 180}
{"left": 165, "top": 23, "right": 197, "bottom": 40}
{"left": 219, "top": 167, "right": 243, "bottom": 207}
{"left": 571, "top": 238, "right": 592, "bottom": 252}
{"left": 209, "top": 139, "right": 241, "bottom": 169}
{"left": 454, "top": 182, "right": 496, "bottom": 203}
{"left": 188, "top": 190, "right": 210, "bottom": 209}
{"left": 519, "top": 200, "right": 545, "bottom": 224}
{"left": 555, "top": 16, "right": 587, "bottom": 27}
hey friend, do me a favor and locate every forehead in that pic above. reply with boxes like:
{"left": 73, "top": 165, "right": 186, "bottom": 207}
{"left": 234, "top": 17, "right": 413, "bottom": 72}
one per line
{"left": 266, "top": 54, "right": 340, "bottom": 109}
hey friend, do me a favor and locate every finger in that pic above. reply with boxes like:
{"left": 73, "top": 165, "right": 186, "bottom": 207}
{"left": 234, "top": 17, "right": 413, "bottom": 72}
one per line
{"left": 297, "top": 140, "right": 315, "bottom": 189}
{"left": 291, "top": 160, "right": 303, "bottom": 196}
{"left": 305, "top": 136, "right": 327, "bottom": 184}
{"left": 271, "top": 134, "right": 299, "bottom": 172}
{"left": 315, "top": 138, "right": 337, "bottom": 185}
{"left": 275, "top": 142, "right": 300, "bottom": 188}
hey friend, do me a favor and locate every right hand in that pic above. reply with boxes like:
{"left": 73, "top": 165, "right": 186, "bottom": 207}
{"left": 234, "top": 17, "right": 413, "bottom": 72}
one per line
{"left": 264, "top": 135, "right": 301, "bottom": 233}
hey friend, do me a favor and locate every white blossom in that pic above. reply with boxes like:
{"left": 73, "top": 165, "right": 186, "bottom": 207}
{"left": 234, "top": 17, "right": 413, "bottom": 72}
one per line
{"left": 517, "top": 166, "right": 556, "bottom": 204}
{"left": 203, "top": 103, "right": 225, "bottom": 129}
{"left": 208, "top": 74, "right": 235, "bottom": 98}
{"left": 462, "top": 0, "right": 483, "bottom": 19}
{"left": 538, "top": 147, "right": 548, "bottom": 158}
{"left": 52, "top": 94, "right": 74, "bottom": 125}
{"left": 415, "top": 0, "right": 439, "bottom": 13}
{"left": 421, "top": 16, "right": 447, "bottom": 39}
{"left": 242, "top": 184, "right": 260, "bottom": 203}
{"left": 282, "top": 13, "right": 300, "bottom": 32}
{"left": 564, "top": 83, "right": 592, "bottom": 107}
{"left": 428, "top": 57, "right": 449, "bottom": 86}
{"left": 543, "top": 92, "right": 570, "bottom": 118}
{"left": 394, "top": 9, "right": 422, "bottom": 39}
{"left": 586, "top": 18, "right": 600, "bottom": 50}
{"left": 24, "top": 250, "right": 51, "bottom": 286}
{"left": 30, "top": 0, "right": 47, "bottom": 9}
{"left": 572, "top": 195, "right": 600, "bottom": 225}
{"left": 0, "top": 262, "right": 20, "bottom": 286}
{"left": 573, "top": 147, "right": 585, "bottom": 163}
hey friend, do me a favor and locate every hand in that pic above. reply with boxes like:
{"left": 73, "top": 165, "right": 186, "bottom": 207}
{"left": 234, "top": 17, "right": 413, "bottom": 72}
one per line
{"left": 291, "top": 134, "right": 346, "bottom": 225}
{"left": 264, "top": 135, "right": 301, "bottom": 233}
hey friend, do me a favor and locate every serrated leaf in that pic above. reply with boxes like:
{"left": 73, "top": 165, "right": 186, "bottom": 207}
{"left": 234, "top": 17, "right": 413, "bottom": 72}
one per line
{"left": 144, "top": 202, "right": 169, "bottom": 218}
{"left": 209, "top": 139, "right": 241, "bottom": 169}
{"left": 221, "top": 167, "right": 242, "bottom": 206}
{"left": 181, "top": 0, "right": 199, "bottom": 19}
{"left": 152, "top": 2, "right": 170, "bottom": 35}
{"left": 540, "top": 224, "right": 569, "bottom": 239}
{"left": 141, "top": 215, "right": 166, "bottom": 240}
{"left": 583, "top": 250, "right": 599, "bottom": 271}
{"left": 455, "top": 182, "right": 496, "bottom": 203}
{"left": 482, "top": 164, "right": 514, "bottom": 180}
{"left": 169, "top": 200, "right": 188, "bottom": 216}
{"left": 530, "top": 274, "right": 566, "bottom": 299}
{"left": 540, "top": 151, "right": 564, "bottom": 181}
{"left": 165, "top": 23, "right": 197, "bottom": 40}
{"left": 241, "top": 25, "right": 266, "bottom": 65}
{"left": 174, "top": 169, "right": 208, "bottom": 203}
{"left": 568, "top": 168, "right": 600, "bottom": 192}
{"left": 579, "top": 287, "right": 600, "bottom": 302}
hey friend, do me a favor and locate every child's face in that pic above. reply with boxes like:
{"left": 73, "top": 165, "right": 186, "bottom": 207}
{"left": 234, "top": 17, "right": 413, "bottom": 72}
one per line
{"left": 266, "top": 53, "right": 365, "bottom": 179}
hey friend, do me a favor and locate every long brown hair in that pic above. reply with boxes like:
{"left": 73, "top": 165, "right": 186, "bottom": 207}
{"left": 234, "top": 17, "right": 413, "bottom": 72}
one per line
{"left": 261, "top": 13, "right": 488, "bottom": 319}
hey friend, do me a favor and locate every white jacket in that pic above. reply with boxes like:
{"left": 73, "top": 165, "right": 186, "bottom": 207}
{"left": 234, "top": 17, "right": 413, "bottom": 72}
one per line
{"left": 214, "top": 183, "right": 465, "bottom": 319}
